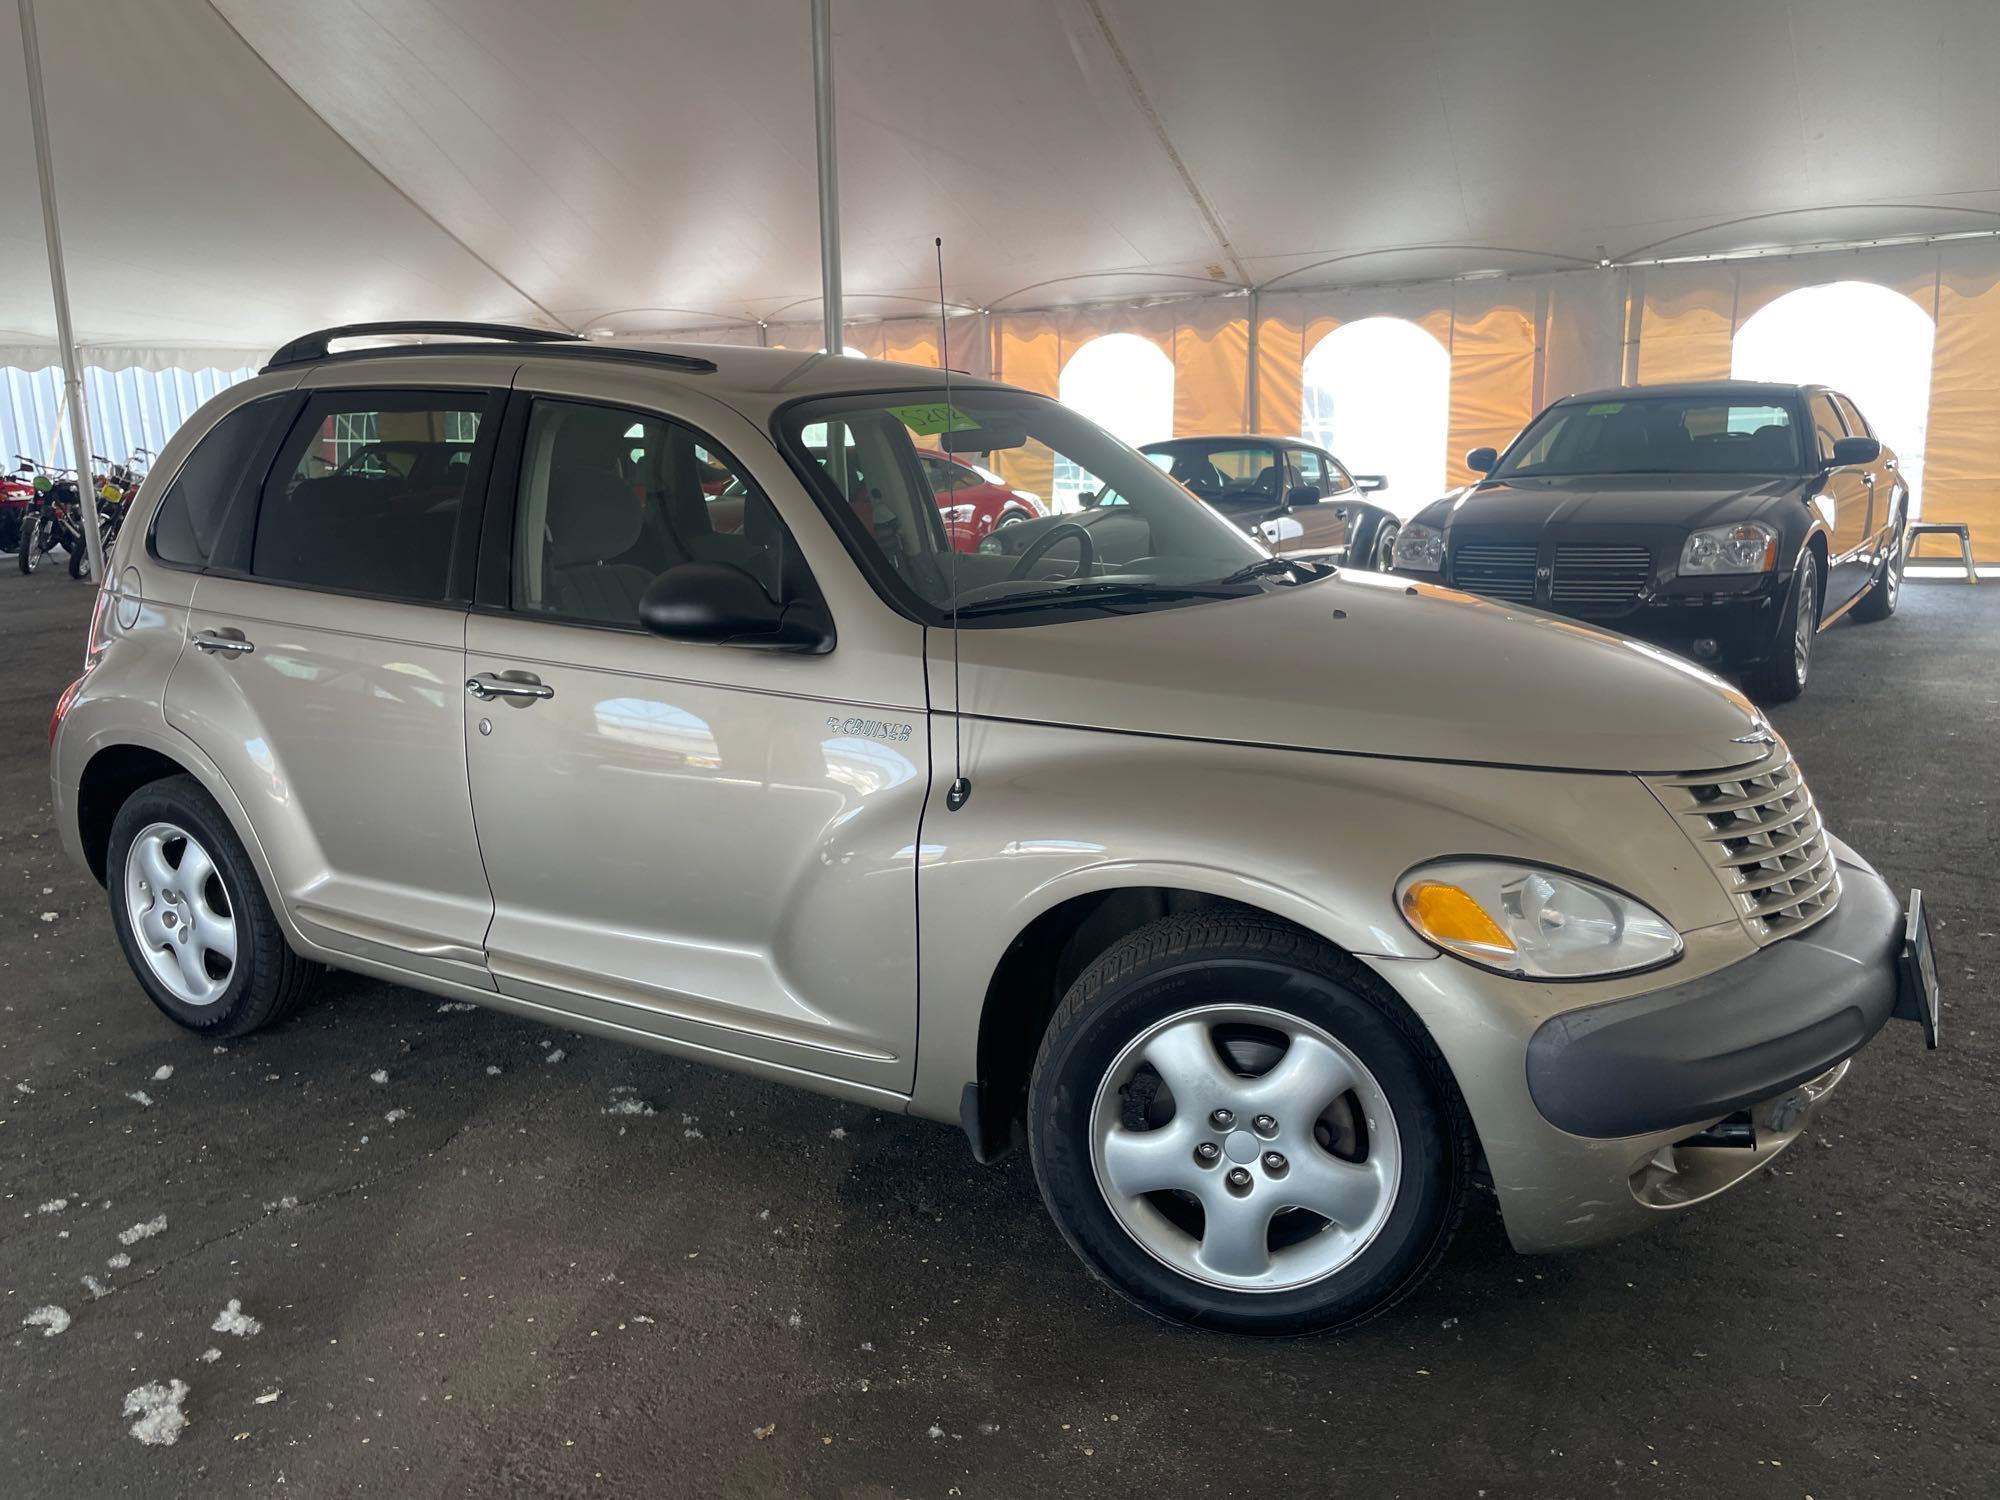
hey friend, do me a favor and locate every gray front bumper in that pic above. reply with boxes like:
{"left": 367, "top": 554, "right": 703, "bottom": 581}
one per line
{"left": 1525, "top": 850, "right": 1908, "bottom": 1139}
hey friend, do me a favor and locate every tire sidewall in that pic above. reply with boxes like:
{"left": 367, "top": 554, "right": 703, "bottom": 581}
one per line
{"left": 108, "top": 782, "right": 263, "bottom": 1035}
{"left": 1029, "top": 954, "right": 1459, "bottom": 1335}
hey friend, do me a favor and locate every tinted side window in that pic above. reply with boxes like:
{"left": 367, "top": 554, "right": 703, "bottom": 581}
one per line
{"left": 1292, "top": 449, "right": 1321, "bottom": 489}
{"left": 510, "top": 398, "right": 816, "bottom": 629}
{"left": 149, "top": 396, "right": 291, "bottom": 568}
{"left": 252, "top": 391, "right": 490, "bottom": 601}
{"left": 1809, "top": 395, "right": 1846, "bottom": 465}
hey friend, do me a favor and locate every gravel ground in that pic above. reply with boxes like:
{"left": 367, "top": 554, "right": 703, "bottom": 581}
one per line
{"left": 2, "top": 562, "right": 1993, "bottom": 1498}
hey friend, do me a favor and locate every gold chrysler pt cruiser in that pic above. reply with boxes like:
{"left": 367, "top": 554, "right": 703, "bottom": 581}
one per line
{"left": 50, "top": 325, "right": 1939, "bottom": 1334}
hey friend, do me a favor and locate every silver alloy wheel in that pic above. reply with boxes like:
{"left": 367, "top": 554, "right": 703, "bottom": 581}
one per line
{"left": 1794, "top": 564, "right": 1817, "bottom": 684}
{"left": 1088, "top": 1004, "right": 1401, "bottom": 1293}
{"left": 1886, "top": 520, "right": 1905, "bottom": 608}
{"left": 124, "top": 821, "right": 237, "bottom": 1006}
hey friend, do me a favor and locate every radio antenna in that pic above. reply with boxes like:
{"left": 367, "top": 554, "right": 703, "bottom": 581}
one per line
{"left": 939, "top": 237, "right": 971, "bottom": 812}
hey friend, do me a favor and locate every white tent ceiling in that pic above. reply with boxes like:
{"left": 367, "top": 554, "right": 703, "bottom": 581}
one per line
{"left": 5, "top": 0, "right": 2000, "bottom": 363}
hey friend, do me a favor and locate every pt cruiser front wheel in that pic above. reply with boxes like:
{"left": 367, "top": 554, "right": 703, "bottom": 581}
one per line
{"left": 1028, "top": 911, "right": 1471, "bottom": 1335}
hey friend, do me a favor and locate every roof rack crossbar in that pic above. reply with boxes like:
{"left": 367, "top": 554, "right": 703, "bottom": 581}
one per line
{"left": 266, "top": 321, "right": 582, "bottom": 368}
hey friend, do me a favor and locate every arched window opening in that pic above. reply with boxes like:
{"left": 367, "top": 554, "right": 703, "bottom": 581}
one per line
{"left": 1301, "top": 317, "right": 1450, "bottom": 518}
{"left": 1731, "top": 281, "right": 1936, "bottom": 514}
{"left": 1056, "top": 333, "right": 1174, "bottom": 510}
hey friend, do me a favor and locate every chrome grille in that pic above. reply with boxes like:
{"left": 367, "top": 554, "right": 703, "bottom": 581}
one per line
{"left": 1450, "top": 543, "right": 1538, "bottom": 604}
{"left": 1550, "top": 544, "right": 1651, "bottom": 613}
{"left": 1648, "top": 746, "right": 1840, "bottom": 943}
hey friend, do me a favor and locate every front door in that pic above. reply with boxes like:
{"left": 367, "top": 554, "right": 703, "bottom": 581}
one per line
{"left": 167, "top": 380, "right": 506, "bottom": 987}
{"left": 1808, "top": 392, "right": 1874, "bottom": 608}
{"left": 462, "top": 390, "right": 926, "bottom": 1094}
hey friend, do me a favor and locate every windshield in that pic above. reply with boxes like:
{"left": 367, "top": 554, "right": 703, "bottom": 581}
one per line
{"left": 1498, "top": 397, "right": 1803, "bottom": 478}
{"left": 780, "top": 389, "right": 1272, "bottom": 621}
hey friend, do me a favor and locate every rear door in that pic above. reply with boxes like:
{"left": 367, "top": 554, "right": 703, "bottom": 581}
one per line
{"left": 461, "top": 373, "right": 926, "bottom": 1094}
{"left": 166, "top": 366, "right": 507, "bottom": 988}
{"left": 1807, "top": 391, "right": 1873, "bottom": 608}
{"left": 1832, "top": 391, "right": 1897, "bottom": 562}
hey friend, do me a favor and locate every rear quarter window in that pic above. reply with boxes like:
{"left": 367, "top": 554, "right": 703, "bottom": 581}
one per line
{"left": 149, "top": 395, "right": 294, "bottom": 569}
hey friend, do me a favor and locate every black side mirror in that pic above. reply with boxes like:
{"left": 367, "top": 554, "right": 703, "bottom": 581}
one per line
{"left": 638, "top": 562, "right": 834, "bottom": 653}
{"left": 1284, "top": 484, "right": 1320, "bottom": 508}
{"left": 1466, "top": 447, "right": 1498, "bottom": 474}
{"left": 1830, "top": 435, "right": 1881, "bottom": 467}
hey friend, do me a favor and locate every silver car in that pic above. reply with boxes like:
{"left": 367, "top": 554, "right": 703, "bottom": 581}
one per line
{"left": 49, "top": 323, "right": 1938, "bottom": 1334}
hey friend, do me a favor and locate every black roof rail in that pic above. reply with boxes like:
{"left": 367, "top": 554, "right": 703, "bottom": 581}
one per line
{"left": 265, "top": 321, "right": 582, "bottom": 368}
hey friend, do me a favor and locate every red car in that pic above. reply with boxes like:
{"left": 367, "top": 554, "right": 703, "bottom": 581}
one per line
{"left": 916, "top": 448, "right": 1045, "bottom": 551}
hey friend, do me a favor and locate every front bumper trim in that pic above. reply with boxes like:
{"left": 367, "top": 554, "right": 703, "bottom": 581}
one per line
{"left": 1526, "top": 852, "right": 1908, "bottom": 1139}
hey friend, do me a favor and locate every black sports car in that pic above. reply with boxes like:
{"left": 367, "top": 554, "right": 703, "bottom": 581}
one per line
{"left": 1390, "top": 380, "right": 1910, "bottom": 702}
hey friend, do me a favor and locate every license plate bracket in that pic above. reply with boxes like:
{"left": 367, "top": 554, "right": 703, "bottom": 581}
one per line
{"left": 1898, "top": 888, "right": 1941, "bottom": 1049}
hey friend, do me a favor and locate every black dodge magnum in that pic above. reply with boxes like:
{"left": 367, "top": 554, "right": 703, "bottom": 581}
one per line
{"left": 1390, "top": 380, "right": 1909, "bottom": 702}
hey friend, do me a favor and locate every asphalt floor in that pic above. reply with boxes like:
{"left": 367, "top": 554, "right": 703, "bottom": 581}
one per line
{"left": 2, "top": 560, "right": 1993, "bottom": 1498}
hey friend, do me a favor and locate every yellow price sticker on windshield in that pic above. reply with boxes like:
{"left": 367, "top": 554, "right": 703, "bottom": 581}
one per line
{"left": 888, "top": 402, "right": 978, "bottom": 436}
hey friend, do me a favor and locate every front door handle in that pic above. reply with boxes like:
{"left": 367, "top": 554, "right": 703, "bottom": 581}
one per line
{"left": 192, "top": 629, "right": 254, "bottom": 656}
{"left": 466, "top": 673, "right": 554, "bottom": 703}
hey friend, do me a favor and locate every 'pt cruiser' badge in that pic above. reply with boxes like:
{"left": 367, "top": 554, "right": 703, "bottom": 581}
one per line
{"left": 826, "top": 716, "right": 915, "bottom": 743}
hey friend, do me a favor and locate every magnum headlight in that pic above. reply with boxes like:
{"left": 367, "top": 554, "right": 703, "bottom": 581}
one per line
{"left": 1680, "top": 520, "right": 1777, "bottom": 576}
{"left": 1397, "top": 859, "right": 1682, "bottom": 978}
{"left": 1392, "top": 521, "right": 1445, "bottom": 572}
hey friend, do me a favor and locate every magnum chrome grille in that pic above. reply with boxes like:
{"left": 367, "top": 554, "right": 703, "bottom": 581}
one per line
{"left": 1649, "top": 746, "right": 1840, "bottom": 944}
{"left": 1450, "top": 543, "right": 1538, "bottom": 604}
{"left": 1550, "top": 544, "right": 1651, "bottom": 613}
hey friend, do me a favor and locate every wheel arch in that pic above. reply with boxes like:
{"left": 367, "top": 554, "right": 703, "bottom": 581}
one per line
{"left": 962, "top": 881, "right": 1438, "bottom": 1164}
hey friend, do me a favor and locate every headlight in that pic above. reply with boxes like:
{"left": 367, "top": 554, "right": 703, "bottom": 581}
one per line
{"left": 1392, "top": 521, "right": 1445, "bottom": 572}
{"left": 1679, "top": 520, "right": 1777, "bottom": 575}
{"left": 1396, "top": 859, "right": 1682, "bottom": 978}
{"left": 942, "top": 503, "right": 977, "bottom": 522}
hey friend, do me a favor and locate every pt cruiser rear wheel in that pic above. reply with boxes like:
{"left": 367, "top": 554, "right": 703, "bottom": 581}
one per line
{"left": 107, "top": 775, "right": 319, "bottom": 1037}
{"left": 1028, "top": 911, "right": 1470, "bottom": 1334}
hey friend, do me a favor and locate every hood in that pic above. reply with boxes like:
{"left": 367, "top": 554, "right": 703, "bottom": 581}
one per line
{"left": 1423, "top": 472, "right": 1802, "bottom": 530}
{"left": 938, "top": 569, "right": 1770, "bottom": 774}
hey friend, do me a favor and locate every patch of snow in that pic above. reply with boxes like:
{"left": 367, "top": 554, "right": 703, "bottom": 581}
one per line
{"left": 23, "top": 1305, "right": 69, "bottom": 1337}
{"left": 39, "top": 911, "right": 56, "bottom": 923}
{"left": 122, "top": 1380, "right": 190, "bottom": 1446}
{"left": 152, "top": 1064, "right": 173, "bottom": 1082}
{"left": 199, "top": 1348, "right": 221, "bottom": 1364}
{"left": 752, "top": 1422, "right": 777, "bottom": 1440}
{"left": 786, "top": 1310, "right": 802, "bottom": 1329}
{"left": 107, "top": 1252, "right": 131, "bottom": 1269}
{"left": 630, "top": 1314, "right": 655, "bottom": 1325}
{"left": 13, "top": 1082, "right": 32, "bottom": 1095}
{"left": 484, "top": 1065, "right": 502, "bottom": 1076}
{"left": 118, "top": 1214, "right": 167, "bottom": 1246}
{"left": 683, "top": 1127, "right": 703, "bottom": 1140}
{"left": 437, "top": 1001, "right": 478, "bottom": 1013}
{"left": 829, "top": 1127, "right": 847, "bottom": 1140}
{"left": 262, "top": 1195, "right": 298, "bottom": 1214}
{"left": 37, "top": 1197, "right": 67, "bottom": 1214}
{"left": 545, "top": 1049, "right": 566, "bottom": 1064}
{"left": 384, "top": 1108, "right": 407, "bottom": 1124}
{"left": 927, "top": 1424, "right": 944, "bottom": 1439}
{"left": 603, "top": 1096, "right": 655, "bottom": 1117}
{"left": 254, "top": 1390, "right": 280, "bottom": 1405}
{"left": 126, "top": 1090, "right": 153, "bottom": 1107}
{"left": 212, "top": 1298, "right": 262, "bottom": 1337}
{"left": 369, "top": 1069, "right": 388, "bottom": 1085}
{"left": 82, "top": 1274, "right": 110, "bottom": 1299}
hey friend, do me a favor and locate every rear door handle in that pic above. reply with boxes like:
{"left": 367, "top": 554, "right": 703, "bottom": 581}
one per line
{"left": 192, "top": 629, "right": 254, "bottom": 656}
{"left": 466, "top": 673, "right": 554, "bottom": 703}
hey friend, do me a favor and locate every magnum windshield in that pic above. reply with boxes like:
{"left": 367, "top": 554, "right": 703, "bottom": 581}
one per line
{"left": 1498, "top": 397, "right": 1803, "bottom": 478}
{"left": 779, "top": 389, "right": 1272, "bottom": 622}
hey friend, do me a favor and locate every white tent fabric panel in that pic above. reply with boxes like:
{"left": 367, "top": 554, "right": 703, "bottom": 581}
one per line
{"left": 1, "top": 365, "right": 257, "bottom": 471}
{"left": 4, "top": 0, "right": 1995, "bottom": 358}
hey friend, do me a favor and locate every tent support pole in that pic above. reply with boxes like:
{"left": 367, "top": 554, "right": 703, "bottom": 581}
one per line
{"left": 1244, "top": 291, "right": 1261, "bottom": 432}
{"left": 811, "top": 0, "right": 843, "bottom": 355}
{"left": 19, "top": 0, "right": 105, "bottom": 584}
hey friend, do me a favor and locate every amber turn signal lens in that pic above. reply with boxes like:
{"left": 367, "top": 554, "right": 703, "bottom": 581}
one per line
{"left": 1400, "top": 880, "right": 1516, "bottom": 959}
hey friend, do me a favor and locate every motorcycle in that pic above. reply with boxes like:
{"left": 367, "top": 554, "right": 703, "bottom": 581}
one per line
{"left": 0, "top": 462, "right": 35, "bottom": 555}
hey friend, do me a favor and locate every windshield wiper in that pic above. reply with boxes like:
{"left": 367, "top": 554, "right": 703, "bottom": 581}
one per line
{"left": 952, "top": 579, "right": 1252, "bottom": 619}
{"left": 1215, "top": 556, "right": 1334, "bottom": 586}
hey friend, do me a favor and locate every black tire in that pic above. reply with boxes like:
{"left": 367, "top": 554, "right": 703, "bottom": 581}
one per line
{"left": 107, "top": 774, "right": 319, "bottom": 1037}
{"left": 0, "top": 510, "right": 19, "bottom": 554}
{"left": 1026, "top": 910, "right": 1472, "bottom": 1336}
{"left": 1851, "top": 508, "right": 1905, "bottom": 623}
{"left": 68, "top": 539, "right": 89, "bottom": 579}
{"left": 1747, "top": 553, "right": 1819, "bottom": 704}
{"left": 16, "top": 514, "right": 40, "bottom": 573}
{"left": 1344, "top": 508, "right": 1401, "bottom": 572}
